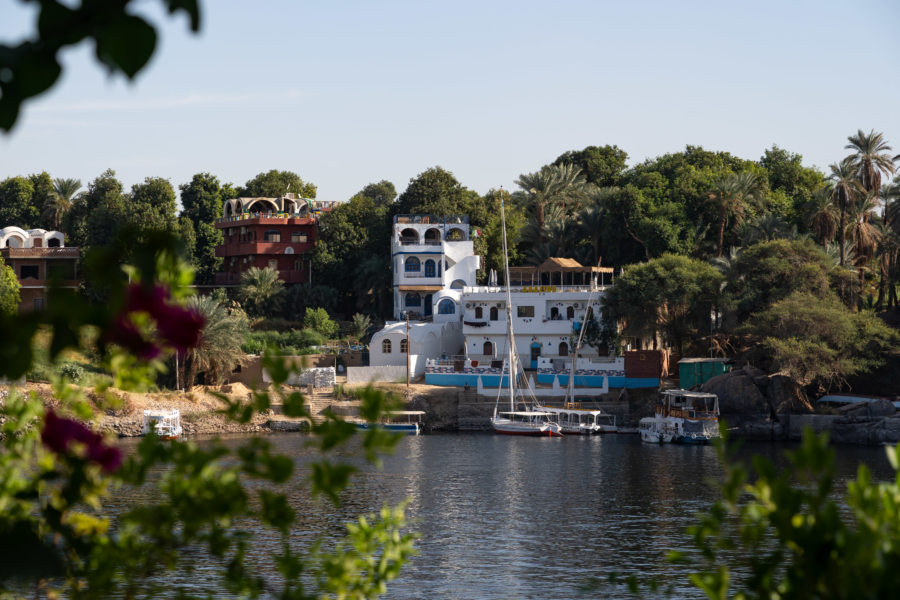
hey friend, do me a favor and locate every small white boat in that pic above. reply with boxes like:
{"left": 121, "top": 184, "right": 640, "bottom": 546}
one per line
{"left": 538, "top": 404, "right": 617, "bottom": 435}
{"left": 142, "top": 409, "right": 183, "bottom": 440}
{"left": 638, "top": 417, "right": 677, "bottom": 443}
{"left": 355, "top": 410, "right": 425, "bottom": 434}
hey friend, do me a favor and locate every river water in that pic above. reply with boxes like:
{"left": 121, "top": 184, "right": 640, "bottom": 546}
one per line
{"left": 114, "top": 433, "right": 894, "bottom": 599}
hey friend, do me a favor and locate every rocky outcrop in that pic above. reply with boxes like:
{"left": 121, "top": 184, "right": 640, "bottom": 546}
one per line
{"left": 700, "top": 366, "right": 900, "bottom": 445}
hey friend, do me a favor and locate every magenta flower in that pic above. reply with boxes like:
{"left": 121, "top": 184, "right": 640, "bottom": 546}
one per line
{"left": 41, "top": 411, "right": 122, "bottom": 473}
{"left": 104, "top": 284, "right": 205, "bottom": 359}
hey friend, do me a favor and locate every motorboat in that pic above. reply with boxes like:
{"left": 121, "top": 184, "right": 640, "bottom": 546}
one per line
{"left": 355, "top": 410, "right": 425, "bottom": 435}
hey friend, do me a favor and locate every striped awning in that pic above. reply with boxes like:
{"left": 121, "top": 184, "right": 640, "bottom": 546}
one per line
{"left": 398, "top": 285, "right": 443, "bottom": 292}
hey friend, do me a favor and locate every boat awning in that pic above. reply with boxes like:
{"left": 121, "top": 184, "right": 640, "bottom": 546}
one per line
{"left": 398, "top": 285, "right": 443, "bottom": 292}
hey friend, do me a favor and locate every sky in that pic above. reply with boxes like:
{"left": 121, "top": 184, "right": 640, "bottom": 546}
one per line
{"left": 2, "top": 0, "right": 900, "bottom": 204}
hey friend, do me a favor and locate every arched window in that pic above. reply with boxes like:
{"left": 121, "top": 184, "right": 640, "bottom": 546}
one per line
{"left": 405, "top": 256, "right": 421, "bottom": 272}
{"left": 450, "top": 279, "right": 466, "bottom": 290}
{"left": 490, "top": 306, "right": 498, "bottom": 320}
{"left": 474, "top": 306, "right": 483, "bottom": 319}
{"left": 424, "top": 259, "right": 436, "bottom": 277}
{"left": 483, "top": 341, "right": 493, "bottom": 356}
{"left": 567, "top": 306, "right": 575, "bottom": 320}
{"left": 405, "top": 293, "right": 421, "bottom": 307}
{"left": 550, "top": 307, "right": 559, "bottom": 319}
{"left": 438, "top": 299, "right": 456, "bottom": 314}
{"left": 446, "top": 228, "right": 465, "bottom": 241}
{"left": 399, "top": 228, "right": 419, "bottom": 244}
{"left": 424, "top": 228, "right": 441, "bottom": 244}
{"left": 559, "top": 342, "right": 569, "bottom": 357}
{"left": 48, "top": 238, "right": 61, "bottom": 248}
{"left": 400, "top": 339, "right": 408, "bottom": 353}
{"left": 382, "top": 339, "right": 392, "bottom": 353}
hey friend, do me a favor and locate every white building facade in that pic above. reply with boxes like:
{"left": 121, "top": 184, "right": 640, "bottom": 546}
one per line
{"left": 368, "top": 215, "right": 481, "bottom": 377}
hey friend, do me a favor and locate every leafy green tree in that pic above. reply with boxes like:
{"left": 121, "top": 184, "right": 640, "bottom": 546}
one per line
{"left": 128, "top": 177, "right": 178, "bottom": 232}
{"left": 727, "top": 238, "right": 844, "bottom": 320}
{"left": 759, "top": 144, "right": 826, "bottom": 227}
{"left": 554, "top": 144, "right": 628, "bottom": 187}
{"left": 303, "top": 306, "right": 338, "bottom": 339}
{"left": 0, "top": 0, "right": 200, "bottom": 131}
{"left": 359, "top": 180, "right": 397, "bottom": 206}
{"left": 239, "top": 170, "right": 316, "bottom": 198}
{"left": 601, "top": 253, "right": 724, "bottom": 353}
{"left": 0, "top": 256, "right": 20, "bottom": 314}
{"left": 179, "top": 172, "right": 227, "bottom": 284}
{"left": 42, "top": 177, "right": 81, "bottom": 232}
{"left": 740, "top": 291, "right": 898, "bottom": 389}
{"left": 181, "top": 294, "right": 249, "bottom": 388}
{"left": 282, "top": 284, "right": 339, "bottom": 321}
{"left": 395, "top": 166, "right": 482, "bottom": 219}
{"left": 27, "top": 171, "right": 55, "bottom": 227}
{"left": 683, "top": 432, "right": 900, "bottom": 599}
{"left": 0, "top": 176, "right": 38, "bottom": 227}
{"left": 237, "top": 266, "right": 284, "bottom": 318}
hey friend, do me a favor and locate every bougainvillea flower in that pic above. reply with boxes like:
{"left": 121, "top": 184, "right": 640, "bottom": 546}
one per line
{"left": 104, "top": 284, "right": 205, "bottom": 359}
{"left": 41, "top": 411, "right": 122, "bottom": 473}
{"left": 105, "top": 315, "right": 163, "bottom": 360}
{"left": 154, "top": 303, "right": 205, "bottom": 351}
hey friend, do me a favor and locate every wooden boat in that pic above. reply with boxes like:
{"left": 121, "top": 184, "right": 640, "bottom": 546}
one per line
{"left": 355, "top": 410, "right": 425, "bottom": 434}
{"left": 638, "top": 389, "right": 719, "bottom": 444}
{"left": 142, "top": 409, "right": 182, "bottom": 440}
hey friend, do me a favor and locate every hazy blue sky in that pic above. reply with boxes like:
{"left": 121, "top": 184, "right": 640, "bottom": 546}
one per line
{"left": 2, "top": 0, "right": 899, "bottom": 203}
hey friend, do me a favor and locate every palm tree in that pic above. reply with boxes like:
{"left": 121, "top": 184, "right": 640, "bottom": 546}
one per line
{"left": 348, "top": 313, "right": 372, "bottom": 342}
{"left": 515, "top": 163, "right": 591, "bottom": 235}
{"left": 829, "top": 158, "right": 863, "bottom": 267}
{"left": 846, "top": 192, "right": 882, "bottom": 303}
{"left": 740, "top": 212, "right": 796, "bottom": 245}
{"left": 707, "top": 172, "right": 762, "bottom": 257}
{"left": 875, "top": 183, "right": 900, "bottom": 307}
{"left": 578, "top": 187, "right": 615, "bottom": 265}
{"left": 805, "top": 185, "right": 839, "bottom": 245}
{"left": 182, "top": 294, "right": 249, "bottom": 388}
{"left": 42, "top": 178, "right": 81, "bottom": 231}
{"left": 237, "top": 266, "right": 285, "bottom": 318}
{"left": 845, "top": 129, "right": 896, "bottom": 196}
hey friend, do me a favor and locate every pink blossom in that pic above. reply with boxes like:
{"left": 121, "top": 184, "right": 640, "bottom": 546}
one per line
{"left": 41, "top": 411, "right": 122, "bottom": 473}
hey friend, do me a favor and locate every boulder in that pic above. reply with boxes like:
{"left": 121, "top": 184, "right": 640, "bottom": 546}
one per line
{"left": 702, "top": 371, "right": 768, "bottom": 416}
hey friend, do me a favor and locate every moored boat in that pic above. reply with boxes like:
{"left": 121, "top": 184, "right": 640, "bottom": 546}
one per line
{"left": 142, "top": 409, "right": 182, "bottom": 440}
{"left": 538, "top": 404, "right": 617, "bottom": 435}
{"left": 638, "top": 389, "right": 720, "bottom": 444}
{"left": 355, "top": 410, "right": 425, "bottom": 435}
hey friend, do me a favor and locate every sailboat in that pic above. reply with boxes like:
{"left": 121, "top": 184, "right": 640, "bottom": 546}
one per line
{"left": 532, "top": 289, "right": 618, "bottom": 435}
{"left": 490, "top": 198, "right": 563, "bottom": 437}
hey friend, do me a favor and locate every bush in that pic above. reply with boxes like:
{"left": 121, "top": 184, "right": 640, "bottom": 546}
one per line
{"left": 59, "top": 362, "right": 85, "bottom": 383}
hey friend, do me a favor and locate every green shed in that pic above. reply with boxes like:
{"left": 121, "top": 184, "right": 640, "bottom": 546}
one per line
{"left": 678, "top": 358, "right": 731, "bottom": 389}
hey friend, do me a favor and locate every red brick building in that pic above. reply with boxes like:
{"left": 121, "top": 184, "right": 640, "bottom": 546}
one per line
{"left": 0, "top": 227, "right": 79, "bottom": 312}
{"left": 214, "top": 194, "right": 337, "bottom": 286}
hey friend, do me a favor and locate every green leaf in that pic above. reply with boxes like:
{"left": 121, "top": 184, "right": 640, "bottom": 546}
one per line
{"left": 95, "top": 15, "right": 157, "bottom": 78}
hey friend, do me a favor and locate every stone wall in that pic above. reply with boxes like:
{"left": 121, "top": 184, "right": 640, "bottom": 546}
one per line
{"left": 347, "top": 366, "right": 408, "bottom": 384}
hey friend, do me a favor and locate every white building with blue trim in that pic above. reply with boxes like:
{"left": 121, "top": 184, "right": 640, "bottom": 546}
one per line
{"left": 368, "top": 215, "right": 479, "bottom": 376}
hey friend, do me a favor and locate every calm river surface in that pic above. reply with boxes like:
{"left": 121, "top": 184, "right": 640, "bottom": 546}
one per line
{"left": 114, "top": 433, "right": 894, "bottom": 599}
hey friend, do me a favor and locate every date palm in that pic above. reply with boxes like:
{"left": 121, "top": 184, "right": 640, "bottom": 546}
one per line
{"left": 42, "top": 177, "right": 81, "bottom": 231}
{"left": 707, "top": 172, "right": 762, "bottom": 257}
{"left": 182, "top": 294, "right": 249, "bottom": 388}
{"left": 829, "top": 158, "right": 863, "bottom": 267}
{"left": 516, "top": 163, "right": 591, "bottom": 234}
{"left": 237, "top": 266, "right": 285, "bottom": 318}
{"left": 845, "top": 129, "right": 896, "bottom": 196}
{"left": 806, "top": 185, "right": 839, "bottom": 245}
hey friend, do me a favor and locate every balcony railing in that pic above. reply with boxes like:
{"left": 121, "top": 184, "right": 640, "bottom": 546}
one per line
{"left": 216, "top": 241, "right": 314, "bottom": 257}
{"left": 215, "top": 212, "right": 316, "bottom": 225}
{"left": 1, "top": 247, "right": 79, "bottom": 258}
{"left": 393, "top": 214, "right": 468, "bottom": 225}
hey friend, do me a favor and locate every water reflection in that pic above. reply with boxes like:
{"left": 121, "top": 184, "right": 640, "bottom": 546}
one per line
{"left": 112, "top": 434, "right": 894, "bottom": 599}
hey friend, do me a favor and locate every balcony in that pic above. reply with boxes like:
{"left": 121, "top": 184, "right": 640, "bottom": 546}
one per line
{"left": 216, "top": 241, "right": 314, "bottom": 257}
{"left": 215, "top": 213, "right": 316, "bottom": 227}
{"left": 215, "top": 270, "right": 307, "bottom": 285}
{"left": 1, "top": 247, "right": 80, "bottom": 258}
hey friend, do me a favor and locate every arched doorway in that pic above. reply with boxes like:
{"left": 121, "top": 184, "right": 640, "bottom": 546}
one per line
{"left": 424, "top": 294, "right": 433, "bottom": 317}
{"left": 483, "top": 341, "right": 493, "bottom": 356}
{"left": 559, "top": 342, "right": 569, "bottom": 357}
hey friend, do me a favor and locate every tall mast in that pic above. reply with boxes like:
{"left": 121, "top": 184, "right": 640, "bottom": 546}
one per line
{"left": 500, "top": 195, "right": 516, "bottom": 412}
